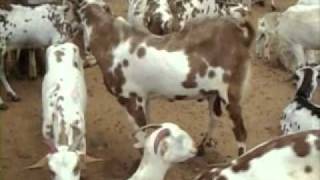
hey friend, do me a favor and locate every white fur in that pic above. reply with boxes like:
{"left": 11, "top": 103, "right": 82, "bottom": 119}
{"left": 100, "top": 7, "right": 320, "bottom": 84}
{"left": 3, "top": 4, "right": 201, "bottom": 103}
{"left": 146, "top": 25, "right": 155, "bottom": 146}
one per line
{"left": 197, "top": 130, "right": 320, "bottom": 180}
{"left": 41, "top": 42, "right": 86, "bottom": 180}
{"left": 217, "top": 134, "right": 319, "bottom": 180}
{"left": 281, "top": 66, "right": 320, "bottom": 135}
{"left": 129, "top": 123, "right": 197, "bottom": 180}
{"left": 128, "top": 0, "right": 249, "bottom": 34}
{"left": 111, "top": 40, "right": 230, "bottom": 104}
{"left": 0, "top": 2, "right": 76, "bottom": 109}
{"left": 277, "top": 5, "right": 320, "bottom": 66}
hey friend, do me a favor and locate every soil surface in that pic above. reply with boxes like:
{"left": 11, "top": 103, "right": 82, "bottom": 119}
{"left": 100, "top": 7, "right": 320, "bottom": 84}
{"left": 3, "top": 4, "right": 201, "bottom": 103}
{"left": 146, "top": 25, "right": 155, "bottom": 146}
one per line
{"left": 1, "top": 0, "right": 318, "bottom": 180}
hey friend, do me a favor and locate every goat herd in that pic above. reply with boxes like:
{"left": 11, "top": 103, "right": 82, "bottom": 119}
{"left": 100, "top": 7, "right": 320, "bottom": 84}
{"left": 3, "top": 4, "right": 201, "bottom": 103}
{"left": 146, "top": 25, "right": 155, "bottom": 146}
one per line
{"left": 0, "top": 0, "right": 320, "bottom": 180}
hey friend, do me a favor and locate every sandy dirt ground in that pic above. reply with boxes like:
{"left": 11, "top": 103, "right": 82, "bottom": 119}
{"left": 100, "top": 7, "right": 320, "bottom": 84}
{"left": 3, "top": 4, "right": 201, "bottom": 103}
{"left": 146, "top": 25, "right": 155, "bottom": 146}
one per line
{"left": 1, "top": 0, "right": 319, "bottom": 179}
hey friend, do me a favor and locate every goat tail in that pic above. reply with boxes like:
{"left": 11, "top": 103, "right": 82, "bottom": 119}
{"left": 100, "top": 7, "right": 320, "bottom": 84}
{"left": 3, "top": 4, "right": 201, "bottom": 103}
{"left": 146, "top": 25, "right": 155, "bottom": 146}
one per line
{"left": 239, "top": 21, "right": 255, "bottom": 47}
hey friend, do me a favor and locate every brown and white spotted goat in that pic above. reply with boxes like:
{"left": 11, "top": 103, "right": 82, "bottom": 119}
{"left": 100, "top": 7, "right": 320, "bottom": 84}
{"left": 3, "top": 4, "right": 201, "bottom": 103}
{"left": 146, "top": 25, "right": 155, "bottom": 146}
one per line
{"left": 128, "top": 0, "right": 249, "bottom": 35}
{"left": 26, "top": 42, "right": 101, "bottom": 180}
{"left": 196, "top": 130, "right": 320, "bottom": 180}
{"left": 79, "top": 0, "right": 254, "bottom": 155}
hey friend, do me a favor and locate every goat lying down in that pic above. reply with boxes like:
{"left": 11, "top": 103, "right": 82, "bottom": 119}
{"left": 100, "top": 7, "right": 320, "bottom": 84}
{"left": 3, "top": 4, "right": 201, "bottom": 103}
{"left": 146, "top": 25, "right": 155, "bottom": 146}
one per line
{"left": 281, "top": 65, "right": 320, "bottom": 135}
{"left": 196, "top": 130, "right": 320, "bottom": 180}
{"left": 79, "top": 0, "right": 254, "bottom": 155}
{"left": 26, "top": 42, "right": 101, "bottom": 180}
{"left": 129, "top": 122, "right": 197, "bottom": 180}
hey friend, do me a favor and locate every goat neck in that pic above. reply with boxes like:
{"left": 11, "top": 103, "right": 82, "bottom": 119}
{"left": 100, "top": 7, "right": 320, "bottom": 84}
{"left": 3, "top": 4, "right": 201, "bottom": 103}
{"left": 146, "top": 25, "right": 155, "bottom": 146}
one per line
{"left": 129, "top": 149, "right": 170, "bottom": 180}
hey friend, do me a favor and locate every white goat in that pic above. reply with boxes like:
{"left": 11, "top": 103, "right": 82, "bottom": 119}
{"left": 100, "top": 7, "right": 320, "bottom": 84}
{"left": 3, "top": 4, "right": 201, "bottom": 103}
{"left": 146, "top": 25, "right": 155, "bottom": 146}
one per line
{"left": 79, "top": 0, "right": 254, "bottom": 155}
{"left": 255, "top": 12, "right": 320, "bottom": 72}
{"left": 129, "top": 122, "right": 197, "bottom": 180}
{"left": 277, "top": 5, "right": 320, "bottom": 67}
{"left": 0, "top": 2, "right": 77, "bottom": 109}
{"left": 26, "top": 42, "right": 101, "bottom": 180}
{"left": 256, "top": 5, "right": 320, "bottom": 69}
{"left": 196, "top": 130, "right": 320, "bottom": 180}
{"left": 281, "top": 65, "right": 320, "bottom": 135}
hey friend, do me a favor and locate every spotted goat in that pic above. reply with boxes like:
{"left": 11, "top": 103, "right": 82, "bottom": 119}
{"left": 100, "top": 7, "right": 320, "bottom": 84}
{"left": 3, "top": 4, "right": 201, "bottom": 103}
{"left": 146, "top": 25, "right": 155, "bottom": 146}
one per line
{"left": 281, "top": 65, "right": 320, "bottom": 135}
{"left": 26, "top": 42, "right": 101, "bottom": 180}
{"left": 0, "top": 1, "right": 78, "bottom": 110}
{"left": 129, "top": 122, "right": 197, "bottom": 180}
{"left": 196, "top": 130, "right": 320, "bottom": 180}
{"left": 128, "top": 0, "right": 249, "bottom": 35}
{"left": 79, "top": 0, "right": 254, "bottom": 155}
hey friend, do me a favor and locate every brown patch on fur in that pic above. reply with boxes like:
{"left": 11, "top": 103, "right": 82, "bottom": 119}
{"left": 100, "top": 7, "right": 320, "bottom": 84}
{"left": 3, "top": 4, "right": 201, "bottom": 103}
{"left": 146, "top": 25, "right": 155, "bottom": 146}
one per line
{"left": 58, "top": 120, "right": 68, "bottom": 145}
{"left": 293, "top": 136, "right": 310, "bottom": 157}
{"left": 73, "top": 60, "right": 79, "bottom": 69}
{"left": 55, "top": 50, "right": 65, "bottom": 62}
{"left": 315, "top": 138, "right": 320, "bottom": 151}
{"left": 46, "top": 124, "right": 54, "bottom": 139}
{"left": 72, "top": 125, "right": 82, "bottom": 151}
{"left": 231, "top": 131, "right": 318, "bottom": 173}
{"left": 182, "top": 54, "right": 208, "bottom": 89}
{"left": 137, "top": 47, "right": 146, "bottom": 58}
{"left": 208, "top": 70, "right": 216, "bottom": 78}
{"left": 118, "top": 93, "right": 146, "bottom": 127}
{"left": 123, "top": 59, "right": 129, "bottom": 67}
{"left": 304, "top": 165, "right": 312, "bottom": 173}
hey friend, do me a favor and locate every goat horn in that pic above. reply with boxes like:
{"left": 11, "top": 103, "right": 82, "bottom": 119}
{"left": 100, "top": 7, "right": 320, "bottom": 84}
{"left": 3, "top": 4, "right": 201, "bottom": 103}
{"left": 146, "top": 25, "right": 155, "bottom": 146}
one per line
{"left": 85, "top": 154, "right": 104, "bottom": 163}
{"left": 24, "top": 156, "right": 48, "bottom": 170}
{"left": 132, "top": 124, "right": 162, "bottom": 137}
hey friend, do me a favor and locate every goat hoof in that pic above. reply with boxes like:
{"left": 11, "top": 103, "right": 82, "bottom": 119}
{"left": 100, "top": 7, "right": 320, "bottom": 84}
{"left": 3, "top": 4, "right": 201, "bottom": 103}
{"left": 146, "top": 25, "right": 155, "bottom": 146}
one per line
{"left": 271, "top": 5, "right": 276, "bottom": 11}
{"left": 238, "top": 147, "right": 245, "bottom": 156}
{"left": 0, "top": 103, "right": 8, "bottom": 111}
{"left": 7, "top": 93, "right": 21, "bottom": 102}
{"left": 196, "top": 144, "right": 206, "bottom": 156}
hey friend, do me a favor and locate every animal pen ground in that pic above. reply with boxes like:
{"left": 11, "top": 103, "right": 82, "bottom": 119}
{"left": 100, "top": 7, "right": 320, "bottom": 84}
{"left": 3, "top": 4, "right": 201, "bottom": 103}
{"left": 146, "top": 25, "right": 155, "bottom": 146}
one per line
{"left": 1, "top": 0, "right": 318, "bottom": 179}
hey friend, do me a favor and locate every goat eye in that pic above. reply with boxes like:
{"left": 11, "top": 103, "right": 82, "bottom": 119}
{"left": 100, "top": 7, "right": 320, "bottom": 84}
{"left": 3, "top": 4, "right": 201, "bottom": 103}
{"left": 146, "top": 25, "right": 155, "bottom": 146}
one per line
{"left": 294, "top": 74, "right": 299, "bottom": 80}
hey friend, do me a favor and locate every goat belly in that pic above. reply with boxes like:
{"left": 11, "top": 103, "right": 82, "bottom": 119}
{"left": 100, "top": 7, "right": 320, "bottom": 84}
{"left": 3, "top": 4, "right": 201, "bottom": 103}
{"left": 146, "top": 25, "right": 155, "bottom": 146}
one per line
{"left": 111, "top": 40, "right": 229, "bottom": 99}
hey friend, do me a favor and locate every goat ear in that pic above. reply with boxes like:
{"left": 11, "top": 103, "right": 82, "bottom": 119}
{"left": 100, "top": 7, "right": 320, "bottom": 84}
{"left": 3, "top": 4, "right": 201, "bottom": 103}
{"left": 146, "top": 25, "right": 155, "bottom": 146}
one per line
{"left": 154, "top": 128, "right": 171, "bottom": 154}
{"left": 25, "top": 156, "right": 48, "bottom": 170}
{"left": 43, "top": 139, "right": 57, "bottom": 153}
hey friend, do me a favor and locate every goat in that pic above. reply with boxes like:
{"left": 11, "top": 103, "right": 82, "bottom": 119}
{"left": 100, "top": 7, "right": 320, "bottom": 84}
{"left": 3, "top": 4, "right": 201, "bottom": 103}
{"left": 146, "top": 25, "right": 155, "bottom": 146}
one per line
{"left": 0, "top": 2, "right": 78, "bottom": 109}
{"left": 78, "top": 0, "right": 255, "bottom": 155}
{"left": 128, "top": 0, "right": 249, "bottom": 35}
{"left": 281, "top": 65, "right": 320, "bottom": 135}
{"left": 296, "top": 0, "right": 320, "bottom": 5}
{"left": 26, "top": 42, "right": 101, "bottom": 180}
{"left": 128, "top": 0, "right": 176, "bottom": 35}
{"left": 195, "top": 130, "right": 320, "bottom": 180}
{"left": 256, "top": 5, "right": 320, "bottom": 68}
{"left": 255, "top": 12, "right": 320, "bottom": 72}
{"left": 128, "top": 122, "right": 197, "bottom": 180}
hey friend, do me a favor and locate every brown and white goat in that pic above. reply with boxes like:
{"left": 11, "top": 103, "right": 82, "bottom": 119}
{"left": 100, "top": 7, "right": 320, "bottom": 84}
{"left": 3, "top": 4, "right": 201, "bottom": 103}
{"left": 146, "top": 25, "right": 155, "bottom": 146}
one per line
{"left": 128, "top": 0, "right": 249, "bottom": 35}
{"left": 26, "top": 42, "right": 101, "bottom": 180}
{"left": 195, "top": 130, "right": 320, "bottom": 180}
{"left": 79, "top": 0, "right": 254, "bottom": 155}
